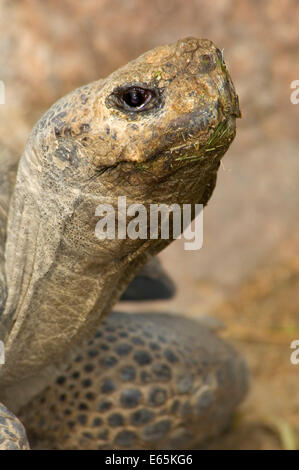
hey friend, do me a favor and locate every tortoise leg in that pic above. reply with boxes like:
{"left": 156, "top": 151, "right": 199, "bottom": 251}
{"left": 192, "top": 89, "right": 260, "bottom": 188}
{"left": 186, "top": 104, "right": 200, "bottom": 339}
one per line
{"left": 121, "top": 257, "right": 176, "bottom": 301}
{"left": 20, "top": 312, "right": 249, "bottom": 450}
{"left": 0, "top": 402, "right": 29, "bottom": 450}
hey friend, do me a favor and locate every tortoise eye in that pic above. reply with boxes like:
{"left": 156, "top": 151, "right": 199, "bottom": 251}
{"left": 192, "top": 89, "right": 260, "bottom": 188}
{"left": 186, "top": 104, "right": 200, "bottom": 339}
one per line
{"left": 122, "top": 87, "right": 152, "bottom": 109}
{"left": 106, "top": 85, "right": 163, "bottom": 113}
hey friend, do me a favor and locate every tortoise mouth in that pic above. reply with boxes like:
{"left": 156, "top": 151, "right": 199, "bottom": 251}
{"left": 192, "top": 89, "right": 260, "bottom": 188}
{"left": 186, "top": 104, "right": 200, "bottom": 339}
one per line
{"left": 166, "top": 116, "right": 235, "bottom": 164}
{"left": 143, "top": 113, "right": 236, "bottom": 169}
{"left": 90, "top": 115, "right": 236, "bottom": 182}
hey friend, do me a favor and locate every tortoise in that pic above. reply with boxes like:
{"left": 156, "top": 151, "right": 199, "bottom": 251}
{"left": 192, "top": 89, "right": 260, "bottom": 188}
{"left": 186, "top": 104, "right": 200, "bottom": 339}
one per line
{"left": 0, "top": 37, "right": 248, "bottom": 450}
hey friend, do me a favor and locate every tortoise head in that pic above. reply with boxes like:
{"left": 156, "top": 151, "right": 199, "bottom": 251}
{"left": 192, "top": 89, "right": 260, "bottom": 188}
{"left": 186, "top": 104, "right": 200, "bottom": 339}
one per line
{"left": 20, "top": 37, "right": 240, "bottom": 259}
{"left": 32, "top": 38, "right": 239, "bottom": 175}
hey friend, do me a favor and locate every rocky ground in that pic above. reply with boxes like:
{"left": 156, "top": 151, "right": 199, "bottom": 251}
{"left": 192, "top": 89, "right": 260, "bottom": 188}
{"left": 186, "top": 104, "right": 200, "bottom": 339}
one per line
{"left": 0, "top": 0, "right": 298, "bottom": 449}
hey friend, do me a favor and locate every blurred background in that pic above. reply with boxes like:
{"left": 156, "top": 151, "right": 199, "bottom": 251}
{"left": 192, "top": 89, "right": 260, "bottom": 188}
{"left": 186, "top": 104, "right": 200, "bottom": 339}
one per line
{"left": 0, "top": 0, "right": 298, "bottom": 449}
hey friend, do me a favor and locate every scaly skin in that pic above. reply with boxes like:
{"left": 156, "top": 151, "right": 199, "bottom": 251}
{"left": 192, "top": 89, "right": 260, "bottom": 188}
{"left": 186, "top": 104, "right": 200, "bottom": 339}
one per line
{"left": 0, "top": 37, "right": 242, "bottom": 449}
{"left": 19, "top": 312, "right": 248, "bottom": 450}
{"left": 0, "top": 403, "right": 29, "bottom": 450}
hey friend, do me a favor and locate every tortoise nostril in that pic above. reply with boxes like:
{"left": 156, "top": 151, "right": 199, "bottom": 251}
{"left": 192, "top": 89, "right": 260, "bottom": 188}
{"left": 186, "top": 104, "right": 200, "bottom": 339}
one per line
{"left": 198, "top": 54, "right": 216, "bottom": 73}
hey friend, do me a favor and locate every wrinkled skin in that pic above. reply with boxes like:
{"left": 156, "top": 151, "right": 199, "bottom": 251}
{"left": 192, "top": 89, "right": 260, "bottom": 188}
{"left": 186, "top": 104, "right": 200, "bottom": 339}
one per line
{"left": 0, "top": 38, "right": 242, "bottom": 448}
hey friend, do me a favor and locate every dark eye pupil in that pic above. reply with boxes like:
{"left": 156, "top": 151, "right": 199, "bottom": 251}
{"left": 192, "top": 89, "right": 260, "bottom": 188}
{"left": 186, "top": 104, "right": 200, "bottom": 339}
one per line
{"left": 107, "top": 85, "right": 161, "bottom": 113}
{"left": 123, "top": 88, "right": 150, "bottom": 108}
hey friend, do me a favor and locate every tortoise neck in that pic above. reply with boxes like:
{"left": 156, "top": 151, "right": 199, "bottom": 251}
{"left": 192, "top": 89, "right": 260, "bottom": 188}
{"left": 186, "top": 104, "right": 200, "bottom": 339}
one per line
{"left": 0, "top": 146, "right": 157, "bottom": 391}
